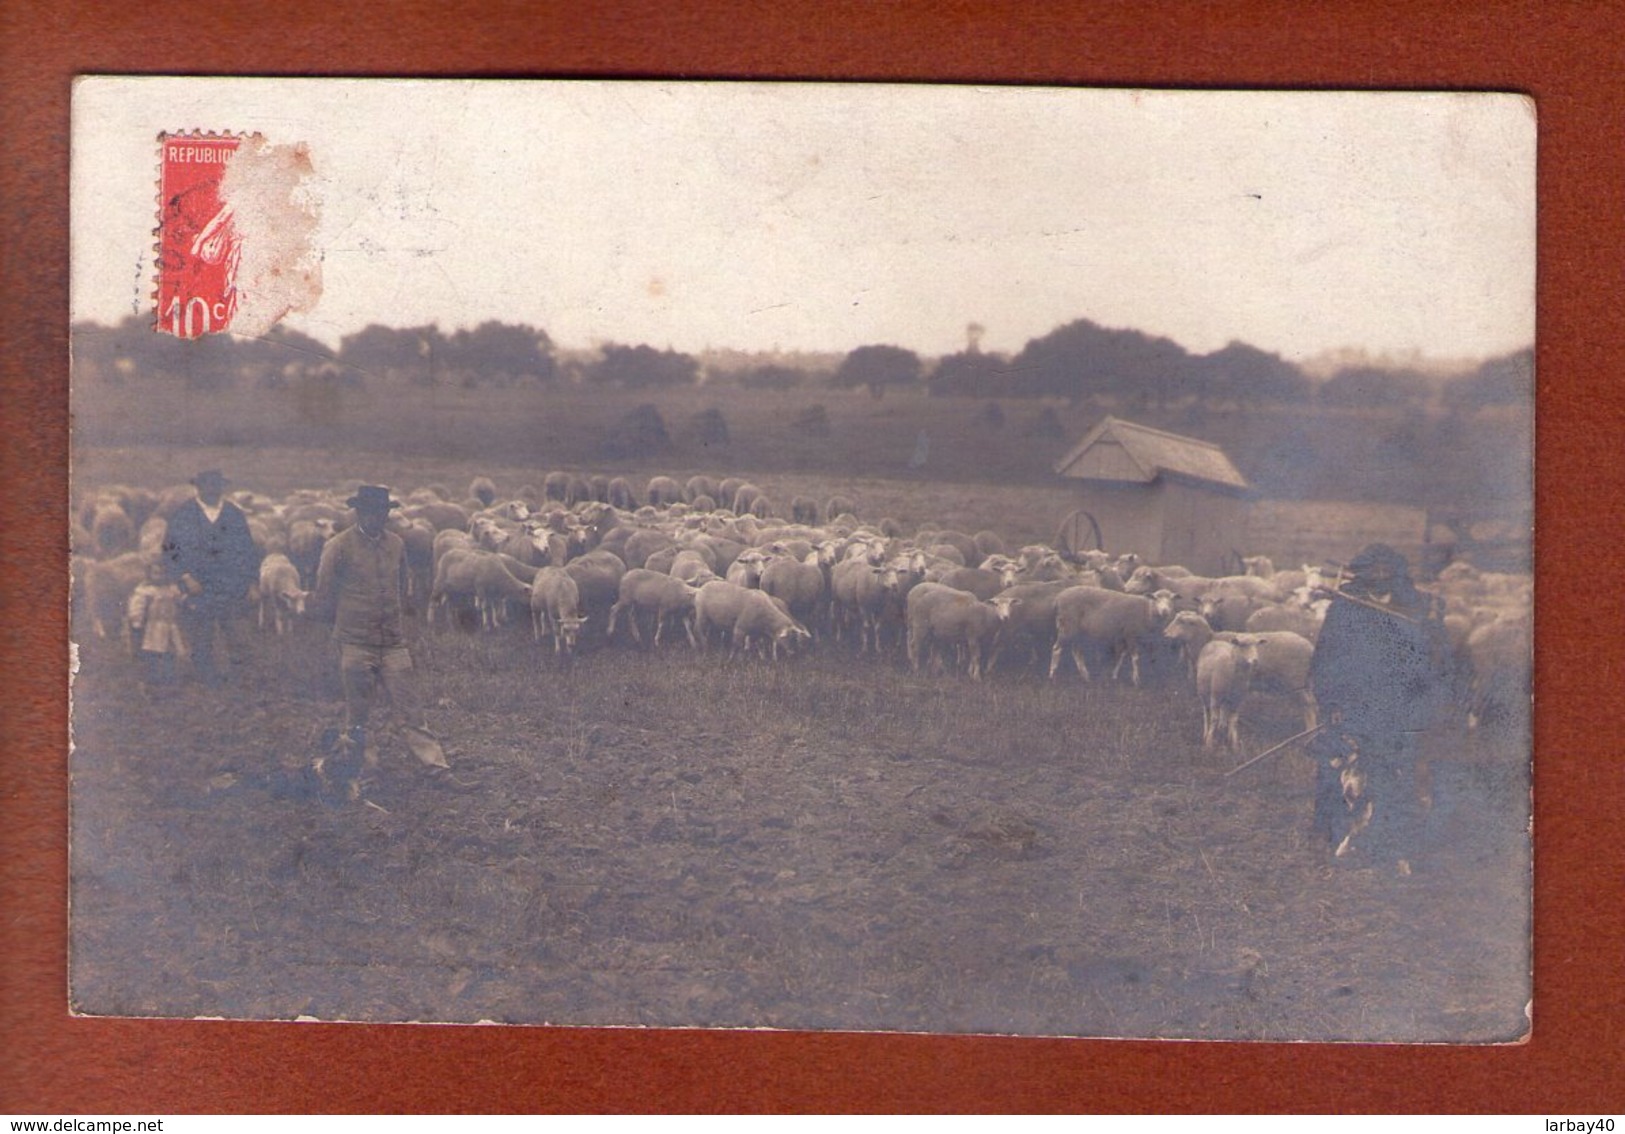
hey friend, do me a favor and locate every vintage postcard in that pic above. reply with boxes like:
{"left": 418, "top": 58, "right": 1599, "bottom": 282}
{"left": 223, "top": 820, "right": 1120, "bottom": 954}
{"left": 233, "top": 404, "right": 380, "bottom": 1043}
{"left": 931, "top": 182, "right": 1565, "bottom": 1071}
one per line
{"left": 69, "top": 78, "right": 1533, "bottom": 1041}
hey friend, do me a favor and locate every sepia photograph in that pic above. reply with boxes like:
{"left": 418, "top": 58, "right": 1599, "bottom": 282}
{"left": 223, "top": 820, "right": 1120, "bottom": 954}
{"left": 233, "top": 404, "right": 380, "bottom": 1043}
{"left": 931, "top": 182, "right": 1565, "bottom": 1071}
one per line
{"left": 68, "top": 78, "right": 1533, "bottom": 1042}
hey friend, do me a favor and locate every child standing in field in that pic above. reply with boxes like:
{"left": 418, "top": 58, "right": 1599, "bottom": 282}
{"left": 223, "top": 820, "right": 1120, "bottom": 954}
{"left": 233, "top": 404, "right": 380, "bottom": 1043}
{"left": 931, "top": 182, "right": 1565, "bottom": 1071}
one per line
{"left": 126, "top": 561, "right": 184, "bottom": 685}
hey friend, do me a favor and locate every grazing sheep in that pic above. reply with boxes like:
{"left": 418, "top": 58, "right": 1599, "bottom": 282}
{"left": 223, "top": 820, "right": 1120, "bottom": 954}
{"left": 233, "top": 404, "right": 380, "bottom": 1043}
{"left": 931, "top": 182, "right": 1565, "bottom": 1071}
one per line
{"left": 469, "top": 476, "right": 498, "bottom": 507}
{"left": 89, "top": 501, "right": 137, "bottom": 559}
{"left": 646, "top": 476, "right": 684, "bottom": 507}
{"left": 81, "top": 551, "right": 151, "bottom": 640}
{"left": 730, "top": 588, "right": 812, "bottom": 660}
{"left": 542, "top": 471, "right": 571, "bottom": 503}
{"left": 404, "top": 499, "right": 470, "bottom": 533}
{"left": 929, "top": 566, "right": 1005, "bottom": 602}
{"left": 1464, "top": 612, "right": 1532, "bottom": 733}
{"left": 256, "top": 553, "right": 309, "bottom": 635}
{"left": 1244, "top": 601, "right": 1324, "bottom": 644}
{"left": 1164, "top": 612, "right": 1318, "bottom": 732}
{"left": 529, "top": 567, "right": 587, "bottom": 654}
{"left": 731, "top": 483, "right": 764, "bottom": 515}
{"left": 906, "top": 582, "right": 1003, "bottom": 679}
{"left": 562, "top": 549, "right": 627, "bottom": 639}
{"left": 668, "top": 548, "right": 720, "bottom": 586}
{"left": 621, "top": 528, "right": 677, "bottom": 571}
{"left": 1049, "top": 586, "right": 1165, "bottom": 684}
{"left": 1197, "top": 636, "right": 1260, "bottom": 752}
{"left": 685, "top": 474, "right": 719, "bottom": 504}
{"left": 790, "top": 496, "right": 821, "bottom": 525}
{"left": 725, "top": 548, "right": 768, "bottom": 589}
{"left": 825, "top": 494, "right": 857, "bottom": 521}
{"left": 601, "top": 471, "right": 630, "bottom": 506}
{"left": 759, "top": 554, "right": 826, "bottom": 636}
{"left": 473, "top": 554, "right": 534, "bottom": 629}
{"left": 972, "top": 530, "right": 1007, "bottom": 561}
{"left": 1124, "top": 566, "right": 1215, "bottom": 604}
{"left": 287, "top": 518, "right": 335, "bottom": 588}
{"left": 830, "top": 556, "right": 893, "bottom": 653}
{"left": 566, "top": 474, "right": 594, "bottom": 506}
{"left": 607, "top": 569, "right": 700, "bottom": 648}
{"left": 986, "top": 579, "right": 1075, "bottom": 672}
{"left": 1199, "top": 588, "right": 1267, "bottom": 633}
{"left": 693, "top": 579, "right": 753, "bottom": 650}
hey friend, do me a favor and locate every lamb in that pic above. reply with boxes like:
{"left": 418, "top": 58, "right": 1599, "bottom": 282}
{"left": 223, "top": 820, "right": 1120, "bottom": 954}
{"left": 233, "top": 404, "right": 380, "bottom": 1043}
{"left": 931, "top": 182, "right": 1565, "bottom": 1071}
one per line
{"left": 1196, "top": 636, "right": 1261, "bottom": 752}
{"left": 256, "top": 553, "right": 309, "bottom": 635}
{"left": 1048, "top": 586, "right": 1166, "bottom": 685}
{"left": 905, "top": 582, "right": 1004, "bottom": 679}
{"left": 607, "top": 569, "right": 700, "bottom": 648}
{"left": 529, "top": 567, "right": 587, "bottom": 654}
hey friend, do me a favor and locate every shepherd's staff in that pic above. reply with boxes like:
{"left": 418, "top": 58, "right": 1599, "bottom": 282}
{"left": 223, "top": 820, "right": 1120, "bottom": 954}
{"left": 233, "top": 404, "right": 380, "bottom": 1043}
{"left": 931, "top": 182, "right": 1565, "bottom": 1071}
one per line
{"left": 1225, "top": 722, "right": 1327, "bottom": 778}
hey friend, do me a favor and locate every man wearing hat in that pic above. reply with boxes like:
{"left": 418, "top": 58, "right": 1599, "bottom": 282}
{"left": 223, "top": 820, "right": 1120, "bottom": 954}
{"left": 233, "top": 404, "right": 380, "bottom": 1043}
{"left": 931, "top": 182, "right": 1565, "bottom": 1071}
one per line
{"left": 310, "top": 484, "right": 445, "bottom": 795}
{"left": 1308, "top": 543, "right": 1448, "bottom": 874}
{"left": 162, "top": 469, "right": 260, "bottom": 686}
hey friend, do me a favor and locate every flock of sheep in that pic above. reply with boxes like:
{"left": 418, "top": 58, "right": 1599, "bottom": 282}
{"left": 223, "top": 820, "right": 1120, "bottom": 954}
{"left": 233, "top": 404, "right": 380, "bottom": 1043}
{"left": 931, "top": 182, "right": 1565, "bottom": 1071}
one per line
{"left": 74, "top": 470, "right": 1533, "bottom": 755}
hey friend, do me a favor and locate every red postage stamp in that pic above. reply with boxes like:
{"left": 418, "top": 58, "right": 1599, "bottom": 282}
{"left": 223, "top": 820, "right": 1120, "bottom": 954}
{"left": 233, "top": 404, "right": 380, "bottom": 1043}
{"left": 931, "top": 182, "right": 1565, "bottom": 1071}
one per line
{"left": 154, "top": 130, "right": 321, "bottom": 339}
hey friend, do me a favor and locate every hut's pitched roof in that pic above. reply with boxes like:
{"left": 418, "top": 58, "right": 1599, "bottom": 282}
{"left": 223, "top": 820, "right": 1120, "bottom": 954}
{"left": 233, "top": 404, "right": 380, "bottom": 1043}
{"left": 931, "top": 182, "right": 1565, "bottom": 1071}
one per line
{"left": 1053, "top": 416, "right": 1249, "bottom": 491}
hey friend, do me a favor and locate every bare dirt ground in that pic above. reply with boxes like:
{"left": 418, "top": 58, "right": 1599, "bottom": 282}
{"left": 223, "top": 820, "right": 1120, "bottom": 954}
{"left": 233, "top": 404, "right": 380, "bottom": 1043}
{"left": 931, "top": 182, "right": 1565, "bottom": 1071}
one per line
{"left": 69, "top": 614, "right": 1530, "bottom": 1042}
{"left": 68, "top": 442, "right": 1531, "bottom": 1041}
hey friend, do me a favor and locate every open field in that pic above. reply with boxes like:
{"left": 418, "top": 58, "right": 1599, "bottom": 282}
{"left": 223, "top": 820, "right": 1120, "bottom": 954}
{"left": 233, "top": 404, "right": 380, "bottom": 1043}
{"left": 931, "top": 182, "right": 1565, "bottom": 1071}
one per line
{"left": 68, "top": 443, "right": 1531, "bottom": 1041}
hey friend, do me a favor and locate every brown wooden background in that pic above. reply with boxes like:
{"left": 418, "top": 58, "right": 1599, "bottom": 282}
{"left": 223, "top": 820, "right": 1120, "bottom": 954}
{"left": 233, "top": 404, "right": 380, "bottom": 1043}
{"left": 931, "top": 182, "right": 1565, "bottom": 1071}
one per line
{"left": 3, "top": 1, "right": 1619, "bottom": 1114}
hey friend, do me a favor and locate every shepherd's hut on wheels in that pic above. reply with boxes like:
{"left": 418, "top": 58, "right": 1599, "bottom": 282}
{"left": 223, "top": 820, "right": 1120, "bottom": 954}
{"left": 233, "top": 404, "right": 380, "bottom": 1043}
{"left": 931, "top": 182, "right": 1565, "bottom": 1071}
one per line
{"left": 1053, "top": 415, "right": 1251, "bottom": 576}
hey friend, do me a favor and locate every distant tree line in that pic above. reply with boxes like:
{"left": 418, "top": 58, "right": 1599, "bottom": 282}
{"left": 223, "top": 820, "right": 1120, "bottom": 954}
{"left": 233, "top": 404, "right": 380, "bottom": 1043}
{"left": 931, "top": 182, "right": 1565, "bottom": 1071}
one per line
{"left": 71, "top": 313, "right": 1531, "bottom": 414}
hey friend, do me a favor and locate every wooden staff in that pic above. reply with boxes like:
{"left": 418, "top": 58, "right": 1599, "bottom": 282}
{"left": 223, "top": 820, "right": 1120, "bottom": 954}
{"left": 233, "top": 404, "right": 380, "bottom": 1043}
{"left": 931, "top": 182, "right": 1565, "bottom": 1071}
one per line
{"left": 1225, "top": 723, "right": 1327, "bottom": 778}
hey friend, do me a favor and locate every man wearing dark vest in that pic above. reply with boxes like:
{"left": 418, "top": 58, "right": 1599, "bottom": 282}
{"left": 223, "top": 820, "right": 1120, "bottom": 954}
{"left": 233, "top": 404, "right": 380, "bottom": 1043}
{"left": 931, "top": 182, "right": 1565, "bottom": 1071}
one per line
{"left": 310, "top": 484, "right": 446, "bottom": 796}
{"left": 162, "top": 469, "right": 260, "bottom": 686}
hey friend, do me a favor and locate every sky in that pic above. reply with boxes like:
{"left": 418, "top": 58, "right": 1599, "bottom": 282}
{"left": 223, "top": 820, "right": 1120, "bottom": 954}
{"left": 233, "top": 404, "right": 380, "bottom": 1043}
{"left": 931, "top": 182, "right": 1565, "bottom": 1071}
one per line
{"left": 72, "top": 78, "right": 1535, "bottom": 364}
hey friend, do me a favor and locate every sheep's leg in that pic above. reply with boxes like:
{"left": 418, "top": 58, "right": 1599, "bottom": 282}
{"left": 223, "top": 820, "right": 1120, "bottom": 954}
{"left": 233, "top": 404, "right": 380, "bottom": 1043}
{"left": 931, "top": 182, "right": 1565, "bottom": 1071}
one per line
{"left": 1048, "top": 640, "right": 1064, "bottom": 679}
{"left": 1072, "top": 645, "right": 1092, "bottom": 681}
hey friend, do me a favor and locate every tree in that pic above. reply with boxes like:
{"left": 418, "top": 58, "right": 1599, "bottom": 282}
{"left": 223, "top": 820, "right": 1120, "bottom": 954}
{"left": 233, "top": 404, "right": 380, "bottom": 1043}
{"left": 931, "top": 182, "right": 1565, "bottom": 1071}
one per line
{"left": 831, "top": 344, "right": 921, "bottom": 398}
{"left": 340, "top": 324, "right": 442, "bottom": 385}
{"left": 1195, "top": 341, "right": 1311, "bottom": 407}
{"left": 1318, "top": 365, "right": 1429, "bottom": 409}
{"left": 926, "top": 350, "right": 1014, "bottom": 397}
{"left": 1443, "top": 347, "right": 1533, "bottom": 412}
{"left": 589, "top": 343, "right": 700, "bottom": 389}
{"left": 1010, "top": 318, "right": 1195, "bottom": 403}
{"left": 737, "top": 364, "right": 805, "bottom": 391}
{"left": 439, "top": 320, "right": 556, "bottom": 383}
